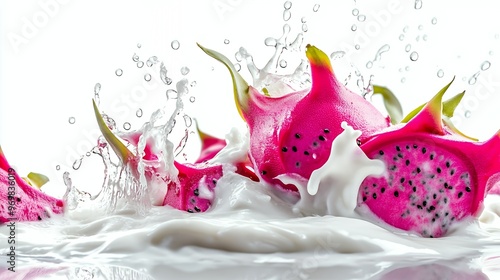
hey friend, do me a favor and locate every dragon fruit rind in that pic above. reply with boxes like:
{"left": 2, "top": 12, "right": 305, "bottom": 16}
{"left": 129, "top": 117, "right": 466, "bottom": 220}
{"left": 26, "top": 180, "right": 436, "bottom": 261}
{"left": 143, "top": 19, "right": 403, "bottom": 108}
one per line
{"left": 0, "top": 147, "right": 64, "bottom": 223}
{"left": 357, "top": 80, "right": 500, "bottom": 237}
{"left": 199, "top": 43, "right": 390, "bottom": 191}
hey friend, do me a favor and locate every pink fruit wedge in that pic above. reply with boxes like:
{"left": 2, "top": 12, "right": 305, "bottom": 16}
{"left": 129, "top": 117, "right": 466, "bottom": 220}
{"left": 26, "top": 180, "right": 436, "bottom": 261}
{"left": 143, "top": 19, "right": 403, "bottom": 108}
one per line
{"left": 92, "top": 100, "right": 222, "bottom": 212}
{"left": 198, "top": 44, "right": 390, "bottom": 191}
{"left": 357, "top": 80, "right": 500, "bottom": 237}
{"left": 0, "top": 146, "right": 64, "bottom": 223}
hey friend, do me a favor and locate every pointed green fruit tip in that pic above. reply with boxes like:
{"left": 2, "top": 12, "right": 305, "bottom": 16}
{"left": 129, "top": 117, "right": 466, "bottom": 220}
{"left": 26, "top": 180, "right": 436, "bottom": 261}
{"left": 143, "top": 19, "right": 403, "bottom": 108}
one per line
{"left": 26, "top": 172, "right": 49, "bottom": 189}
{"left": 305, "top": 44, "right": 332, "bottom": 72}
{"left": 427, "top": 77, "right": 455, "bottom": 114}
{"left": 92, "top": 99, "right": 132, "bottom": 164}
{"left": 442, "top": 90, "right": 465, "bottom": 118}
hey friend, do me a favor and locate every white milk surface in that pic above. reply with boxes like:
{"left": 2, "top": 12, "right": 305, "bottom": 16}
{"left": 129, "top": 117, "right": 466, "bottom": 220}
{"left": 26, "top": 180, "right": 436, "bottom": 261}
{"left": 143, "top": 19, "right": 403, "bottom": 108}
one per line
{"left": 1, "top": 125, "right": 500, "bottom": 280}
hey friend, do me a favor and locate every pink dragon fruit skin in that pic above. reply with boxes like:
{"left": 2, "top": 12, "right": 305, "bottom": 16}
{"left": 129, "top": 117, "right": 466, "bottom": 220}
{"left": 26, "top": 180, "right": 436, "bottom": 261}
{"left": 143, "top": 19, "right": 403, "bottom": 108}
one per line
{"left": 199, "top": 44, "right": 390, "bottom": 191}
{"left": 357, "top": 81, "right": 500, "bottom": 237}
{"left": 92, "top": 100, "right": 222, "bottom": 212}
{"left": 0, "top": 146, "right": 64, "bottom": 223}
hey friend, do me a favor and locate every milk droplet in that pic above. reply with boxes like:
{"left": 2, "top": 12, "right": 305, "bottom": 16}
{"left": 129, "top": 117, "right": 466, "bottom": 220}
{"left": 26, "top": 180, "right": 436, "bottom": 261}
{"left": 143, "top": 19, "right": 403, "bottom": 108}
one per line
{"left": 146, "top": 60, "right": 153, "bottom": 67}
{"left": 132, "top": 53, "right": 139, "bottom": 62}
{"left": 468, "top": 72, "right": 480, "bottom": 85}
{"left": 56, "top": 165, "right": 61, "bottom": 171}
{"left": 86, "top": 152, "right": 91, "bottom": 157}
{"left": 313, "top": 4, "right": 320, "bottom": 12}
{"left": 265, "top": 37, "right": 277, "bottom": 47}
{"left": 183, "top": 114, "right": 192, "bottom": 127}
{"left": 144, "top": 74, "right": 151, "bottom": 82}
{"left": 301, "top": 17, "right": 307, "bottom": 23}
{"left": 234, "top": 63, "right": 241, "bottom": 72}
{"left": 464, "top": 110, "right": 471, "bottom": 118}
{"left": 181, "top": 66, "right": 190, "bottom": 75}
{"left": 115, "top": 69, "right": 123, "bottom": 76}
{"left": 481, "top": 61, "right": 491, "bottom": 71}
{"left": 166, "top": 89, "right": 178, "bottom": 100}
{"left": 166, "top": 77, "right": 172, "bottom": 85}
{"left": 189, "top": 96, "right": 196, "bottom": 103}
{"left": 235, "top": 51, "right": 242, "bottom": 62}
{"left": 94, "top": 83, "right": 101, "bottom": 94}
{"left": 401, "top": 77, "right": 406, "bottom": 83}
{"left": 418, "top": 25, "right": 424, "bottom": 30}
{"left": 72, "top": 158, "right": 82, "bottom": 170}
{"left": 405, "top": 44, "right": 411, "bottom": 52}
{"left": 137, "top": 61, "right": 144, "bottom": 68}
{"left": 357, "top": 15, "right": 366, "bottom": 22}
{"left": 351, "top": 24, "right": 357, "bottom": 31}
{"left": 414, "top": 0, "right": 423, "bottom": 9}
{"left": 416, "top": 35, "right": 420, "bottom": 42}
{"left": 399, "top": 34, "right": 405, "bottom": 41}
{"left": 405, "top": 66, "right": 410, "bottom": 71}
{"left": 366, "top": 61, "right": 373, "bottom": 69}
{"left": 137, "top": 43, "right": 141, "bottom": 48}
{"left": 136, "top": 108, "right": 143, "bottom": 118}
{"left": 160, "top": 63, "right": 169, "bottom": 84}
{"left": 330, "top": 51, "right": 345, "bottom": 60}
{"left": 489, "top": 50, "right": 494, "bottom": 56}
{"left": 123, "top": 122, "right": 131, "bottom": 130}
{"left": 279, "top": 59, "right": 287, "bottom": 68}
{"left": 437, "top": 69, "right": 444, "bottom": 78}
{"left": 352, "top": 9, "right": 359, "bottom": 16}
{"left": 410, "top": 51, "right": 419, "bottom": 61}
{"left": 284, "top": 1, "right": 292, "bottom": 10}
{"left": 283, "top": 10, "right": 291, "bottom": 21}
{"left": 224, "top": 39, "right": 230, "bottom": 44}
{"left": 355, "top": 44, "right": 360, "bottom": 50}
{"left": 68, "top": 117, "right": 76, "bottom": 124}
{"left": 423, "top": 35, "right": 428, "bottom": 41}
{"left": 190, "top": 81, "right": 197, "bottom": 87}
{"left": 431, "top": 17, "right": 437, "bottom": 24}
{"left": 302, "top": 23, "right": 308, "bottom": 32}
{"left": 171, "top": 40, "right": 180, "bottom": 50}
{"left": 403, "top": 26, "right": 409, "bottom": 33}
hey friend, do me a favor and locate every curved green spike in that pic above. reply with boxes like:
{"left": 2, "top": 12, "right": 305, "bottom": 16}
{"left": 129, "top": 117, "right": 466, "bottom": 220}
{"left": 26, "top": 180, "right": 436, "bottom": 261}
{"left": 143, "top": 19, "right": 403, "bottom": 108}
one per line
{"left": 26, "top": 172, "right": 49, "bottom": 189}
{"left": 92, "top": 99, "right": 133, "bottom": 164}
{"left": 401, "top": 77, "right": 455, "bottom": 123}
{"left": 442, "top": 91, "right": 465, "bottom": 118}
{"left": 197, "top": 43, "right": 249, "bottom": 119}
{"left": 403, "top": 78, "right": 455, "bottom": 134}
{"left": 372, "top": 85, "right": 403, "bottom": 124}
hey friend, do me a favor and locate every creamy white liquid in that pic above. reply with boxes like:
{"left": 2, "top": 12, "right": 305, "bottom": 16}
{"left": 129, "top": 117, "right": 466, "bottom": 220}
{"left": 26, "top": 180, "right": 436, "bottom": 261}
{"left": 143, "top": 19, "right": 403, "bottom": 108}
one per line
{"left": 1, "top": 125, "right": 499, "bottom": 280}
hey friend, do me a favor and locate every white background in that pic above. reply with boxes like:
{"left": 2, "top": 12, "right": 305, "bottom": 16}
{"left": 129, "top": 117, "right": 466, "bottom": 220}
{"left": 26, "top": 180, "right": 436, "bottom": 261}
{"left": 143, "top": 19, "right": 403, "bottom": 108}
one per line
{"left": 1, "top": 0, "right": 499, "bottom": 197}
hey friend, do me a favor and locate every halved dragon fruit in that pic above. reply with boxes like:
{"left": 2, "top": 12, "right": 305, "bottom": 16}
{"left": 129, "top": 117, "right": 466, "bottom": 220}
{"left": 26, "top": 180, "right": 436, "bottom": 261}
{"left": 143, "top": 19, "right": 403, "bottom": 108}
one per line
{"left": 357, "top": 80, "right": 500, "bottom": 237}
{"left": 199, "top": 44, "right": 390, "bottom": 191}
{"left": 92, "top": 100, "right": 222, "bottom": 212}
{"left": 0, "top": 146, "right": 64, "bottom": 223}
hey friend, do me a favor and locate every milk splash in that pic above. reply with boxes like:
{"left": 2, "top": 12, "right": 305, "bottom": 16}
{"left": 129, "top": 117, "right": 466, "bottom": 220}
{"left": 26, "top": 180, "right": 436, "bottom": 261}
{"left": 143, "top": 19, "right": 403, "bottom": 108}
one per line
{"left": 296, "top": 122, "right": 386, "bottom": 217}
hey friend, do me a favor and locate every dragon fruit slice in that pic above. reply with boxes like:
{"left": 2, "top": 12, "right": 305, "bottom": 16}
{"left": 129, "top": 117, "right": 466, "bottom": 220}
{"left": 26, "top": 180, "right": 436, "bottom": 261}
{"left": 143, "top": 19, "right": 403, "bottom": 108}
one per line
{"left": 0, "top": 146, "right": 64, "bottom": 223}
{"left": 92, "top": 100, "right": 222, "bottom": 212}
{"left": 199, "top": 44, "right": 390, "bottom": 191}
{"left": 357, "top": 80, "right": 500, "bottom": 237}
